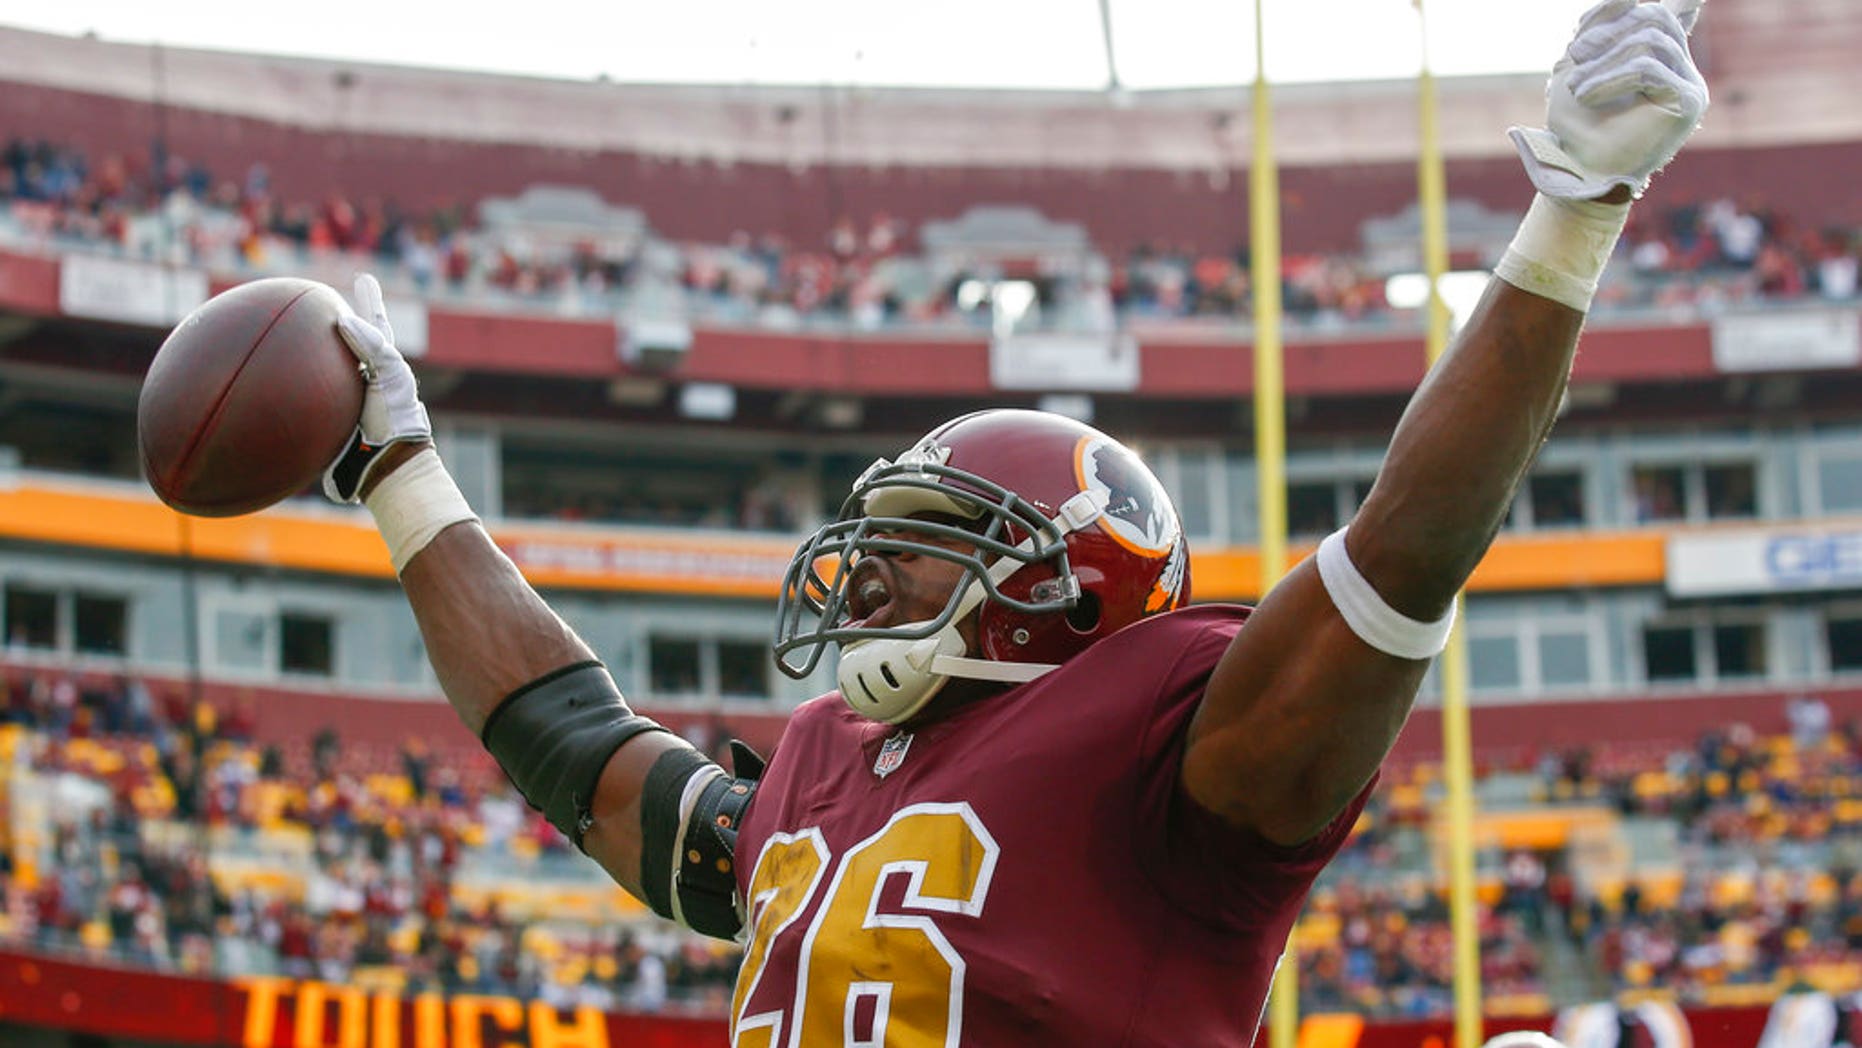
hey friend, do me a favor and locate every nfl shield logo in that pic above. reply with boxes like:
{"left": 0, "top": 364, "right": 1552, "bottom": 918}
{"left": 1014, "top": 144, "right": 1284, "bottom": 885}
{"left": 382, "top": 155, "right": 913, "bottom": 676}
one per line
{"left": 873, "top": 731, "right": 914, "bottom": 778}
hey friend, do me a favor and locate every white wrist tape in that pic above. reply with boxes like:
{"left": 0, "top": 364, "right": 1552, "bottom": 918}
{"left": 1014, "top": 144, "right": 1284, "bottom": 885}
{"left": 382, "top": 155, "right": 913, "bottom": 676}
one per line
{"left": 1315, "top": 527, "right": 1456, "bottom": 660}
{"left": 1492, "top": 193, "right": 1631, "bottom": 312}
{"left": 364, "top": 448, "right": 479, "bottom": 574}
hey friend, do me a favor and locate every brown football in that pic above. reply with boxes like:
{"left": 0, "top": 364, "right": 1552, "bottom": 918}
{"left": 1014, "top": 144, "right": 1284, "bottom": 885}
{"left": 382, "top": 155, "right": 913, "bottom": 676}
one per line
{"left": 137, "top": 277, "right": 364, "bottom": 517}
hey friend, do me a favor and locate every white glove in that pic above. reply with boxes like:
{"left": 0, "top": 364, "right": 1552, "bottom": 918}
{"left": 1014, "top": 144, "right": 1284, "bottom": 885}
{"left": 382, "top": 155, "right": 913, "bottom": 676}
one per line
{"left": 322, "top": 274, "right": 433, "bottom": 503}
{"left": 1509, "top": 0, "right": 1708, "bottom": 200}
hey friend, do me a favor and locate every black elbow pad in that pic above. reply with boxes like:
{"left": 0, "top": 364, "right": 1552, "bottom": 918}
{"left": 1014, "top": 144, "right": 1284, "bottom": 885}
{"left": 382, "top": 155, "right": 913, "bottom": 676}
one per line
{"left": 480, "top": 661, "right": 668, "bottom": 848}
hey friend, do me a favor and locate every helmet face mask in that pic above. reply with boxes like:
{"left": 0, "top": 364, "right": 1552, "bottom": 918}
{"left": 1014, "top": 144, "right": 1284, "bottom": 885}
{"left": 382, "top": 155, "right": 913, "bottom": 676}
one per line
{"left": 773, "top": 409, "right": 1191, "bottom": 723}
{"left": 772, "top": 456, "right": 1079, "bottom": 682}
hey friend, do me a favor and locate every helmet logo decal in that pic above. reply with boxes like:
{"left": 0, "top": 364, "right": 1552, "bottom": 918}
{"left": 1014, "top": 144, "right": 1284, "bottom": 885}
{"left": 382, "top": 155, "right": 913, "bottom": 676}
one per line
{"left": 1076, "top": 436, "right": 1179, "bottom": 557}
{"left": 1149, "top": 536, "right": 1189, "bottom": 612}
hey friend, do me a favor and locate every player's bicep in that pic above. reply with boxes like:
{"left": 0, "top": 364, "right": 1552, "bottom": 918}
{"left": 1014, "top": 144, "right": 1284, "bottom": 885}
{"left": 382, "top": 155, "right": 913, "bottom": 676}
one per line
{"left": 1180, "top": 558, "right": 1426, "bottom": 845}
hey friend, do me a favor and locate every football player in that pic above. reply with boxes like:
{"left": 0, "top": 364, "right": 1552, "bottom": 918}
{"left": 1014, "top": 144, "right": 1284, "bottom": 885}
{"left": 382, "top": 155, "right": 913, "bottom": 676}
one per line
{"left": 318, "top": 0, "right": 1708, "bottom": 1041}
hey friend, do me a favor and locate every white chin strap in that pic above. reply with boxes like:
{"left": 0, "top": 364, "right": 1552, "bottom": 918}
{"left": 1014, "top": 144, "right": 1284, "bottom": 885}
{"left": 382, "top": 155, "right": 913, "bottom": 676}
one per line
{"left": 836, "top": 490, "right": 1105, "bottom": 725}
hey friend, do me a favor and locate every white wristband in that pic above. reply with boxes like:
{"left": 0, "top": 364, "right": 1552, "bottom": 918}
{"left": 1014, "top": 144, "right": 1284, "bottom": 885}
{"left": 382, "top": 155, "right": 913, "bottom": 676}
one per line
{"left": 1315, "top": 527, "right": 1455, "bottom": 660}
{"left": 1492, "top": 193, "right": 1631, "bottom": 312}
{"left": 364, "top": 448, "right": 479, "bottom": 574}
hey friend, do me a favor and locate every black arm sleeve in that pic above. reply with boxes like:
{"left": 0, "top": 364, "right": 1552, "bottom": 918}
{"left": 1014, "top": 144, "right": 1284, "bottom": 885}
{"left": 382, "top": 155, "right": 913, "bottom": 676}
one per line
{"left": 479, "top": 660, "right": 669, "bottom": 849}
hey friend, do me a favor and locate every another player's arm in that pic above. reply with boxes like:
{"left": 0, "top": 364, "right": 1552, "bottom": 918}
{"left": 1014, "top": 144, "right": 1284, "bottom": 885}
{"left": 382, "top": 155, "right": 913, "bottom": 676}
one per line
{"left": 328, "top": 281, "right": 752, "bottom": 940}
{"left": 1180, "top": 0, "right": 1707, "bottom": 846}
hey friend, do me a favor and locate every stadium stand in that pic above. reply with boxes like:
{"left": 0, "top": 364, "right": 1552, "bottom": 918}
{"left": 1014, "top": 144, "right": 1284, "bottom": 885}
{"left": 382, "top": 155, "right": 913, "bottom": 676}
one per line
{"left": 4, "top": 134, "right": 1856, "bottom": 342}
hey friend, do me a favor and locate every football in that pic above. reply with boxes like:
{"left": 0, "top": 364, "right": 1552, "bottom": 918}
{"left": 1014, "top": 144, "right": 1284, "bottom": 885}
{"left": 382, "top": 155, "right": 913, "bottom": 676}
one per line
{"left": 137, "top": 277, "right": 365, "bottom": 517}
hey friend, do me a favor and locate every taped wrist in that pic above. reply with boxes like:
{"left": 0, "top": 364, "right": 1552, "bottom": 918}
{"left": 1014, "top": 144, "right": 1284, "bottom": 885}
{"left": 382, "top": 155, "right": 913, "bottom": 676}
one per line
{"left": 1315, "top": 527, "right": 1456, "bottom": 660}
{"left": 364, "top": 448, "right": 479, "bottom": 574}
{"left": 640, "top": 743, "right": 762, "bottom": 941}
{"left": 1493, "top": 193, "right": 1631, "bottom": 312}
{"left": 480, "top": 661, "right": 669, "bottom": 850}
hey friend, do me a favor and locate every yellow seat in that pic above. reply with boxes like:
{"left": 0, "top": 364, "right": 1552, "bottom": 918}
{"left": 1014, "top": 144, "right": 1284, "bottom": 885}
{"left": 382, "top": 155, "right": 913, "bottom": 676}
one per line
{"left": 351, "top": 966, "right": 408, "bottom": 994}
{"left": 1293, "top": 912, "right": 1341, "bottom": 949}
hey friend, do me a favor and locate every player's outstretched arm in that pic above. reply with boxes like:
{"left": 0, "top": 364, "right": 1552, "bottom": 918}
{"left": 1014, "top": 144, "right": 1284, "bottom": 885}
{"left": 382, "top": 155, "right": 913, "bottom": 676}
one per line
{"left": 1180, "top": 0, "right": 1708, "bottom": 847}
{"left": 360, "top": 478, "right": 693, "bottom": 897}
{"left": 326, "top": 277, "right": 750, "bottom": 940}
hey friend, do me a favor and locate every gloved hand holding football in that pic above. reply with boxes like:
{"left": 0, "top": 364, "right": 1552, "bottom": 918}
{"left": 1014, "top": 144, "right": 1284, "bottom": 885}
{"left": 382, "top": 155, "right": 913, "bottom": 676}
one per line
{"left": 139, "top": 277, "right": 366, "bottom": 517}
{"left": 322, "top": 274, "right": 433, "bottom": 504}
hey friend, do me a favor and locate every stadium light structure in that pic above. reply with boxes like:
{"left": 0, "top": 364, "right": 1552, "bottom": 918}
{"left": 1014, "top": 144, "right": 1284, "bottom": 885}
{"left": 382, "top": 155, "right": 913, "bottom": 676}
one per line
{"left": 1098, "top": 0, "right": 1124, "bottom": 93}
{"left": 678, "top": 382, "right": 738, "bottom": 422}
{"left": 956, "top": 278, "right": 1041, "bottom": 337}
{"left": 1384, "top": 270, "right": 1490, "bottom": 330}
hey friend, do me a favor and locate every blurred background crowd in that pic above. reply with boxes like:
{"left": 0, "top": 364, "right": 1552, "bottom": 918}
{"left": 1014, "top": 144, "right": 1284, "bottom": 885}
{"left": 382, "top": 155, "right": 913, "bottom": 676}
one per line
{"left": 5, "top": 665, "right": 1862, "bottom": 1017}
{"left": 4, "top": 136, "right": 1858, "bottom": 337}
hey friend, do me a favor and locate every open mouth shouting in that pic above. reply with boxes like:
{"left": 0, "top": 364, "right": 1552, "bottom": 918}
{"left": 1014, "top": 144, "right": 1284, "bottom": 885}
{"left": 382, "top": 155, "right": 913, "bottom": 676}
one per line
{"left": 844, "top": 560, "right": 897, "bottom": 628}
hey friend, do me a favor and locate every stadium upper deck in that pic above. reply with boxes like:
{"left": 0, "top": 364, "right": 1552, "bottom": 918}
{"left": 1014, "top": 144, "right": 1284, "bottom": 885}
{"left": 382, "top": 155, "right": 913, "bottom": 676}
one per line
{"left": 1, "top": 0, "right": 1859, "bottom": 254}
{"left": 0, "top": 9, "right": 1859, "bottom": 763}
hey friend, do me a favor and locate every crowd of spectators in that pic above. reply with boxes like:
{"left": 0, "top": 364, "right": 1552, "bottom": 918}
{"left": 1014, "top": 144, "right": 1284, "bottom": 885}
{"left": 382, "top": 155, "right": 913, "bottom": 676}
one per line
{"left": 8, "top": 665, "right": 1862, "bottom": 1015}
{"left": 1297, "top": 873, "right": 1547, "bottom": 1017}
{"left": 0, "top": 666, "right": 744, "bottom": 1011}
{"left": 5, "top": 136, "right": 1858, "bottom": 339}
{"left": 1535, "top": 703, "right": 1862, "bottom": 999}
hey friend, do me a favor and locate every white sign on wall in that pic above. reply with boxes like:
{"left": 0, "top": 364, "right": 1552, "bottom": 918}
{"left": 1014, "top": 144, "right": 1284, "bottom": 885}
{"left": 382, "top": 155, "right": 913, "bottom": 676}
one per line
{"left": 990, "top": 332, "right": 1140, "bottom": 392}
{"left": 1712, "top": 309, "right": 1860, "bottom": 373}
{"left": 58, "top": 254, "right": 209, "bottom": 327}
{"left": 1667, "top": 527, "right": 1862, "bottom": 597}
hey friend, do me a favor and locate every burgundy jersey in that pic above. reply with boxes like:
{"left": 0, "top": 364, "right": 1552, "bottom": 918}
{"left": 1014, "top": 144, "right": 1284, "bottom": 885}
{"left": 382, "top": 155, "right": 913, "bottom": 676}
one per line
{"left": 730, "top": 604, "right": 1372, "bottom": 1047}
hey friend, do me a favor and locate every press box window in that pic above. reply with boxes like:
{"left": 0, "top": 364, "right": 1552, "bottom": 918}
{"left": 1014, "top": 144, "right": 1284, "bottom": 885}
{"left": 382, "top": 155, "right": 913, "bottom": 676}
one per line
{"left": 1643, "top": 624, "right": 1696, "bottom": 682}
{"left": 1828, "top": 616, "right": 1862, "bottom": 672}
{"left": 1713, "top": 622, "right": 1766, "bottom": 679}
{"left": 649, "top": 637, "right": 703, "bottom": 696}
{"left": 1287, "top": 482, "right": 1339, "bottom": 538}
{"left": 74, "top": 594, "right": 127, "bottom": 656}
{"left": 718, "top": 640, "right": 770, "bottom": 700}
{"left": 1632, "top": 466, "right": 1686, "bottom": 523}
{"left": 279, "top": 613, "right": 334, "bottom": 676}
{"left": 1704, "top": 463, "right": 1757, "bottom": 520}
{"left": 1529, "top": 473, "right": 1586, "bottom": 528}
{"left": 4, "top": 585, "right": 57, "bottom": 649}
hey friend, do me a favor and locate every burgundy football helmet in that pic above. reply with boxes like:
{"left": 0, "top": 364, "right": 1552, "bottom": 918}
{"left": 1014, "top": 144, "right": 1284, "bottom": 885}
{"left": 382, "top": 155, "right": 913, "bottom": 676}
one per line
{"left": 775, "top": 409, "right": 1191, "bottom": 723}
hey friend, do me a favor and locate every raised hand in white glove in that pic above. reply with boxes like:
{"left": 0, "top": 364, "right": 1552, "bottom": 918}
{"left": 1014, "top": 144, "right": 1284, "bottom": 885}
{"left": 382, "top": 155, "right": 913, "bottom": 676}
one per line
{"left": 322, "top": 274, "right": 433, "bottom": 503}
{"left": 1510, "top": 0, "right": 1708, "bottom": 200}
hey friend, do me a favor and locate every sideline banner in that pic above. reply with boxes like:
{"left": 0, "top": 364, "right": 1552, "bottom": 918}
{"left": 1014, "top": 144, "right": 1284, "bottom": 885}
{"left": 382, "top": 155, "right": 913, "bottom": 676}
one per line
{"left": 0, "top": 947, "right": 1780, "bottom": 1048}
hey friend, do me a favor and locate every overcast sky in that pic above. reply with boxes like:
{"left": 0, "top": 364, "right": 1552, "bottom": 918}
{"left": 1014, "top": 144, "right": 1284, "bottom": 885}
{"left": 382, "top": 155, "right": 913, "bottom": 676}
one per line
{"left": 3, "top": 0, "right": 1606, "bottom": 89}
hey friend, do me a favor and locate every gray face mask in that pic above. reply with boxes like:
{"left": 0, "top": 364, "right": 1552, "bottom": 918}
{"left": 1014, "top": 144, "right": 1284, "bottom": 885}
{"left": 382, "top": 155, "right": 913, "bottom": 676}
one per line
{"left": 772, "top": 452, "right": 1095, "bottom": 723}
